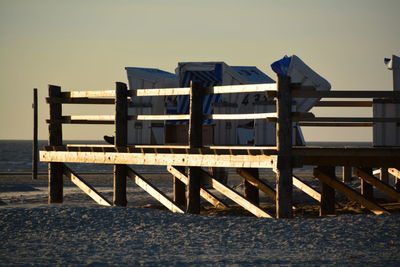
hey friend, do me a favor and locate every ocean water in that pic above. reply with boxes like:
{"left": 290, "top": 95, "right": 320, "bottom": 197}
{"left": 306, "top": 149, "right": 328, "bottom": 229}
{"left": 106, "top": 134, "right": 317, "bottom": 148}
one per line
{"left": 0, "top": 140, "right": 165, "bottom": 173}
{"left": 0, "top": 140, "right": 372, "bottom": 173}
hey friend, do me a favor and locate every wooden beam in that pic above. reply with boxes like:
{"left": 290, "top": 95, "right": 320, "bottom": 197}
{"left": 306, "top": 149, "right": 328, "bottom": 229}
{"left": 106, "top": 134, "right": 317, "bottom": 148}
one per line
{"left": 63, "top": 166, "right": 111, "bottom": 206}
{"left": 200, "top": 170, "right": 273, "bottom": 218}
{"left": 167, "top": 166, "right": 229, "bottom": 209}
{"left": 46, "top": 97, "right": 115, "bottom": 104}
{"left": 353, "top": 167, "right": 400, "bottom": 201}
{"left": 126, "top": 167, "right": 184, "bottom": 213}
{"left": 292, "top": 90, "right": 400, "bottom": 99}
{"left": 114, "top": 82, "right": 128, "bottom": 207}
{"left": 48, "top": 85, "right": 63, "bottom": 204}
{"left": 299, "top": 122, "right": 372, "bottom": 127}
{"left": 292, "top": 175, "right": 321, "bottom": 202}
{"left": 241, "top": 168, "right": 260, "bottom": 205}
{"left": 316, "top": 166, "right": 336, "bottom": 216}
{"left": 172, "top": 166, "right": 186, "bottom": 207}
{"left": 314, "top": 101, "right": 373, "bottom": 107}
{"left": 358, "top": 168, "right": 374, "bottom": 201}
{"left": 131, "top": 83, "right": 277, "bottom": 97}
{"left": 236, "top": 168, "right": 275, "bottom": 200}
{"left": 300, "top": 117, "right": 400, "bottom": 123}
{"left": 313, "top": 168, "right": 389, "bottom": 215}
{"left": 302, "top": 156, "right": 400, "bottom": 168}
{"left": 61, "top": 90, "right": 116, "bottom": 98}
{"left": 40, "top": 151, "right": 277, "bottom": 168}
{"left": 342, "top": 166, "right": 353, "bottom": 182}
{"left": 186, "top": 81, "right": 204, "bottom": 214}
{"left": 275, "top": 75, "right": 293, "bottom": 218}
{"left": 379, "top": 168, "right": 389, "bottom": 184}
{"left": 32, "top": 88, "right": 38, "bottom": 180}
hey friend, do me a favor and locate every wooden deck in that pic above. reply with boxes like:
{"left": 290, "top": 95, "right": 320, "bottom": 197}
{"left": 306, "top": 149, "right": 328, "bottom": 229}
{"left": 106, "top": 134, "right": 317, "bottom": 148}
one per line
{"left": 39, "top": 77, "right": 400, "bottom": 218}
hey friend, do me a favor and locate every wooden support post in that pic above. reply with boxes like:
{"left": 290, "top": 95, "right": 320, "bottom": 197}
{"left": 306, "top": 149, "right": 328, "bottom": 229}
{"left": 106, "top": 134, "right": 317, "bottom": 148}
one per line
{"left": 113, "top": 82, "right": 128, "bottom": 206}
{"left": 48, "top": 85, "right": 63, "bottom": 203}
{"left": 342, "top": 166, "right": 352, "bottom": 182}
{"left": 359, "top": 168, "right": 374, "bottom": 201}
{"left": 173, "top": 166, "right": 186, "bottom": 206}
{"left": 275, "top": 75, "right": 293, "bottom": 218}
{"left": 317, "top": 166, "right": 336, "bottom": 216}
{"left": 186, "top": 81, "right": 204, "bottom": 214}
{"left": 354, "top": 167, "right": 400, "bottom": 201}
{"left": 32, "top": 88, "right": 38, "bottom": 180}
{"left": 314, "top": 168, "right": 389, "bottom": 215}
{"left": 242, "top": 168, "right": 260, "bottom": 204}
{"left": 380, "top": 168, "right": 389, "bottom": 184}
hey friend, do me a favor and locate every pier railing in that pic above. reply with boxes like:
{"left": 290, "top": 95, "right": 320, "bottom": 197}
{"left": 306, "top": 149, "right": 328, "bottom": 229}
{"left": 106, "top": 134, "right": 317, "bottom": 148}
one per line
{"left": 41, "top": 78, "right": 400, "bottom": 218}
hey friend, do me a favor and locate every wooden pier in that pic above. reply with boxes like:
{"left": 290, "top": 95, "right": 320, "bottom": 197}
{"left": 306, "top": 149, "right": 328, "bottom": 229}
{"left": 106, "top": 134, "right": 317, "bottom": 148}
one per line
{"left": 40, "top": 76, "right": 400, "bottom": 218}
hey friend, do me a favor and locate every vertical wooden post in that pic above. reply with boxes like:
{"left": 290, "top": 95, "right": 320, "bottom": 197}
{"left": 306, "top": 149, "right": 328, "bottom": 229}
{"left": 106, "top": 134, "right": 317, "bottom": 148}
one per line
{"left": 173, "top": 166, "right": 186, "bottom": 206}
{"left": 114, "top": 82, "right": 128, "bottom": 207}
{"left": 186, "top": 81, "right": 204, "bottom": 214}
{"left": 379, "top": 168, "right": 389, "bottom": 184}
{"left": 48, "top": 85, "right": 63, "bottom": 203}
{"left": 318, "top": 166, "right": 336, "bottom": 216}
{"left": 32, "top": 88, "right": 38, "bottom": 180}
{"left": 342, "top": 166, "right": 352, "bottom": 182}
{"left": 360, "top": 167, "right": 373, "bottom": 201}
{"left": 243, "top": 168, "right": 260, "bottom": 204}
{"left": 275, "top": 75, "right": 293, "bottom": 218}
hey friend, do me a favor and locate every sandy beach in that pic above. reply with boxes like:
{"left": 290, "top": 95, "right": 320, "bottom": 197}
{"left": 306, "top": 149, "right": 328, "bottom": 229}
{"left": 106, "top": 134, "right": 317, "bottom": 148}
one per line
{"left": 1, "top": 172, "right": 399, "bottom": 266}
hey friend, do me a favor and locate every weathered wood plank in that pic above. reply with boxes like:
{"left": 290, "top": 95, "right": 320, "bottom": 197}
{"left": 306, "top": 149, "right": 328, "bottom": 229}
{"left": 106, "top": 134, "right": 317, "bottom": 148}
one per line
{"left": 40, "top": 151, "right": 277, "bottom": 168}
{"left": 201, "top": 170, "right": 273, "bottom": 218}
{"left": 314, "top": 101, "right": 373, "bottom": 107}
{"left": 126, "top": 167, "right": 184, "bottom": 213}
{"left": 276, "top": 75, "right": 293, "bottom": 218}
{"left": 61, "top": 90, "right": 116, "bottom": 98}
{"left": 48, "top": 85, "right": 63, "bottom": 204}
{"left": 342, "top": 166, "right": 353, "bottom": 182}
{"left": 114, "top": 82, "right": 128, "bottom": 207}
{"left": 167, "top": 166, "right": 229, "bottom": 209}
{"left": 293, "top": 147, "right": 400, "bottom": 157}
{"left": 359, "top": 168, "right": 374, "bottom": 201}
{"left": 187, "top": 81, "right": 204, "bottom": 214}
{"left": 299, "top": 122, "right": 372, "bottom": 127}
{"left": 302, "top": 156, "right": 400, "bottom": 168}
{"left": 46, "top": 97, "right": 115, "bottom": 104}
{"left": 316, "top": 166, "right": 336, "bottom": 216}
{"left": 313, "top": 168, "right": 389, "bottom": 215}
{"left": 172, "top": 166, "right": 186, "bottom": 207}
{"left": 293, "top": 90, "right": 400, "bottom": 98}
{"left": 353, "top": 167, "right": 400, "bottom": 201}
{"left": 32, "top": 88, "right": 38, "bottom": 180}
{"left": 131, "top": 83, "right": 277, "bottom": 97}
{"left": 63, "top": 166, "right": 111, "bottom": 206}
{"left": 292, "top": 175, "right": 321, "bottom": 202}
{"left": 236, "top": 168, "right": 275, "bottom": 200}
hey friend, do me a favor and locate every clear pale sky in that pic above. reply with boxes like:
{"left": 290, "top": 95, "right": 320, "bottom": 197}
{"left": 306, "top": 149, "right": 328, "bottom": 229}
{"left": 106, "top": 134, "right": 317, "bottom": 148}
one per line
{"left": 0, "top": 0, "right": 399, "bottom": 142}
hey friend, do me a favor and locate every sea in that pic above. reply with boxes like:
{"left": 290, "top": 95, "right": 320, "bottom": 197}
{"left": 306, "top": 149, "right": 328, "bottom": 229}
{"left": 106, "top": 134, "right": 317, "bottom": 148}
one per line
{"left": 0, "top": 140, "right": 372, "bottom": 174}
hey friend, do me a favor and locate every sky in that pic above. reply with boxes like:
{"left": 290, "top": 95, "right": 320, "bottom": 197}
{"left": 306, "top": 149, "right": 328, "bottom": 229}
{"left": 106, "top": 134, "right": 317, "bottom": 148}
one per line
{"left": 0, "top": 0, "right": 399, "bottom": 142}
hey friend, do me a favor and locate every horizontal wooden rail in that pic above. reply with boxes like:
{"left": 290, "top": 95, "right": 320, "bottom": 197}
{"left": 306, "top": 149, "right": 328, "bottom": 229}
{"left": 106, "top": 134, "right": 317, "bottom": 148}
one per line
{"left": 314, "top": 101, "right": 372, "bottom": 107}
{"left": 300, "top": 117, "right": 400, "bottom": 123}
{"left": 46, "top": 97, "right": 115, "bottom": 104}
{"left": 58, "top": 83, "right": 278, "bottom": 99}
{"left": 299, "top": 122, "right": 373, "bottom": 127}
{"left": 127, "top": 167, "right": 184, "bottom": 213}
{"left": 40, "top": 151, "right": 277, "bottom": 168}
{"left": 48, "top": 112, "right": 317, "bottom": 124}
{"left": 292, "top": 90, "right": 400, "bottom": 98}
{"left": 61, "top": 90, "right": 116, "bottom": 98}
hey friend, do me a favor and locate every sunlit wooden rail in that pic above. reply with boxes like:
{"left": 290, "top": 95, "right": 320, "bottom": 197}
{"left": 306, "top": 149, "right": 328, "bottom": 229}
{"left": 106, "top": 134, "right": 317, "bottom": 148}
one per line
{"left": 40, "top": 77, "right": 400, "bottom": 218}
